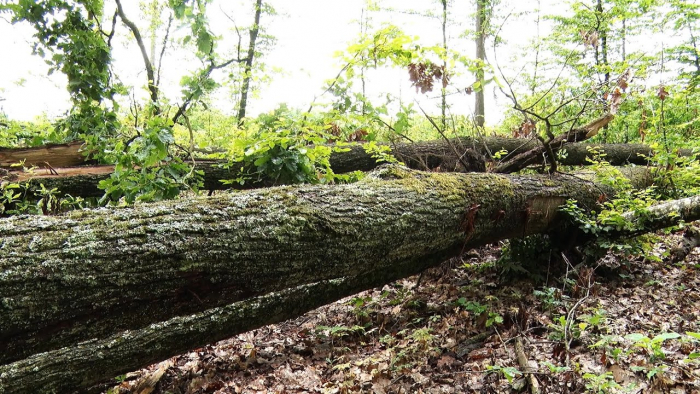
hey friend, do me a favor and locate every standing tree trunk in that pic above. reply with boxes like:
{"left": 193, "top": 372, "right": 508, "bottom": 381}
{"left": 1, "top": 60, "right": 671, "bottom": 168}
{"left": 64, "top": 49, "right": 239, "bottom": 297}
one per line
{"left": 440, "top": 0, "right": 449, "bottom": 131}
{"left": 115, "top": 0, "right": 159, "bottom": 108}
{"left": 596, "top": 0, "right": 609, "bottom": 86}
{"left": 475, "top": 0, "right": 487, "bottom": 127}
{"left": 688, "top": 24, "right": 700, "bottom": 81}
{"left": 593, "top": 0, "right": 611, "bottom": 141}
{"left": 236, "top": 0, "right": 263, "bottom": 126}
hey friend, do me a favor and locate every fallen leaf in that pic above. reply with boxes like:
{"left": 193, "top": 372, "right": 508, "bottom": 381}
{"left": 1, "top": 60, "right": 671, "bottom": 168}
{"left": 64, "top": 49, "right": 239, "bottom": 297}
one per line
{"left": 437, "top": 354, "right": 458, "bottom": 369}
{"left": 608, "top": 364, "right": 627, "bottom": 384}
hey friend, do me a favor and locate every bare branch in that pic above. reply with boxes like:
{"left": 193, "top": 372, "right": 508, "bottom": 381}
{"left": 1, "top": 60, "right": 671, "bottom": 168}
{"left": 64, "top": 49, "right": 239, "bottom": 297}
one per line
{"left": 155, "top": 13, "right": 173, "bottom": 89}
{"left": 171, "top": 56, "right": 245, "bottom": 125}
{"left": 220, "top": 6, "right": 245, "bottom": 64}
{"left": 415, "top": 101, "right": 473, "bottom": 171}
{"left": 523, "top": 49, "right": 578, "bottom": 112}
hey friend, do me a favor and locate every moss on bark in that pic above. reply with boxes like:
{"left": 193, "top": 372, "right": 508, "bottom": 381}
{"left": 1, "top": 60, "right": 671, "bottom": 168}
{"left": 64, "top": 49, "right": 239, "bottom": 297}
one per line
{"left": 1, "top": 166, "right": 616, "bottom": 366}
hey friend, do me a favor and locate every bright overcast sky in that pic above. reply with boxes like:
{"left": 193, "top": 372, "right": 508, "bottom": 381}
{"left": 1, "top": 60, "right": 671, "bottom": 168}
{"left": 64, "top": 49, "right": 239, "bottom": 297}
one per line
{"left": 0, "top": 0, "right": 557, "bottom": 124}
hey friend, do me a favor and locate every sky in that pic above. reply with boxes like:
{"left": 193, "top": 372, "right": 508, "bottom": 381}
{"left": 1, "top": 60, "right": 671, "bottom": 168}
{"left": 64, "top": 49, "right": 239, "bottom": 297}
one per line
{"left": 0, "top": 0, "right": 557, "bottom": 125}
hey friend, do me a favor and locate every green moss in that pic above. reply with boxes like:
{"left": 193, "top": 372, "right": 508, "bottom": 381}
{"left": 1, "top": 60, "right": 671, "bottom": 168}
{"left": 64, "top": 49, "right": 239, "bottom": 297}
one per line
{"left": 358, "top": 165, "right": 519, "bottom": 207}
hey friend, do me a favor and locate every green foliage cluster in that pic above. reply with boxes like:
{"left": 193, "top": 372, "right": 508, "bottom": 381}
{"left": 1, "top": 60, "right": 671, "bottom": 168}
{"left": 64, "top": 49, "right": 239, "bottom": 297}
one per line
{"left": 224, "top": 107, "right": 363, "bottom": 186}
{"left": 0, "top": 115, "right": 65, "bottom": 147}
{"left": 556, "top": 143, "right": 699, "bottom": 263}
{"left": 1, "top": 180, "right": 88, "bottom": 216}
{"left": 559, "top": 194, "right": 658, "bottom": 263}
{"left": 2, "top": 0, "right": 121, "bottom": 144}
{"left": 650, "top": 148, "right": 700, "bottom": 198}
{"left": 455, "top": 298, "right": 503, "bottom": 327}
{"left": 4, "top": 0, "right": 114, "bottom": 103}
{"left": 496, "top": 0, "right": 700, "bottom": 150}
{"left": 586, "top": 328, "right": 700, "bottom": 387}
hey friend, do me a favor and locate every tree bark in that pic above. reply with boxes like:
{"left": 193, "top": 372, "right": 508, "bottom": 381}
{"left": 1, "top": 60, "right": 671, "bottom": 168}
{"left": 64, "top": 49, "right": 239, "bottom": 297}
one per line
{"left": 2, "top": 276, "right": 389, "bottom": 394}
{"left": 1, "top": 166, "right": 697, "bottom": 393}
{"left": 115, "top": 0, "right": 159, "bottom": 108}
{"left": 620, "top": 195, "right": 700, "bottom": 236}
{"left": 440, "top": 0, "right": 448, "bottom": 130}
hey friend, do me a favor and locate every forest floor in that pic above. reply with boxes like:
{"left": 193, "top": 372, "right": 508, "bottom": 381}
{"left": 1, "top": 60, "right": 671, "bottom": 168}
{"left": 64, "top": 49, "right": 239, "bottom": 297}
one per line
{"left": 106, "top": 233, "right": 700, "bottom": 394}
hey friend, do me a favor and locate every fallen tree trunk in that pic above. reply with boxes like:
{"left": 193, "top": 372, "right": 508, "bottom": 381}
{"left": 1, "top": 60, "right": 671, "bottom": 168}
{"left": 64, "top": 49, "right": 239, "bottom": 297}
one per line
{"left": 4, "top": 161, "right": 240, "bottom": 199}
{"left": 0, "top": 141, "right": 89, "bottom": 169}
{"left": 2, "top": 167, "right": 698, "bottom": 394}
{"left": 490, "top": 115, "right": 614, "bottom": 174}
{"left": 1, "top": 166, "right": 611, "bottom": 363}
{"left": 1, "top": 275, "right": 421, "bottom": 394}
{"left": 330, "top": 137, "right": 694, "bottom": 172}
{"left": 3, "top": 131, "right": 693, "bottom": 172}
{"left": 4, "top": 138, "right": 691, "bottom": 200}
{"left": 621, "top": 195, "right": 700, "bottom": 235}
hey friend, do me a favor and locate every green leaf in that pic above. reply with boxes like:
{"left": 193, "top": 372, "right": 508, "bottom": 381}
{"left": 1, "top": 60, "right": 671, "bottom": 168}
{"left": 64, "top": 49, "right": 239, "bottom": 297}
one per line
{"left": 651, "top": 333, "right": 680, "bottom": 343}
{"left": 196, "top": 32, "right": 213, "bottom": 54}
{"left": 625, "top": 333, "right": 647, "bottom": 342}
{"left": 686, "top": 332, "right": 700, "bottom": 340}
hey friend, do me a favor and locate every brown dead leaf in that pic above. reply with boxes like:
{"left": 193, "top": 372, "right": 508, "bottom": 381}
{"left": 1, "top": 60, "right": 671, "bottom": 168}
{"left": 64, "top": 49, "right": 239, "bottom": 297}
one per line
{"left": 608, "top": 364, "right": 628, "bottom": 384}
{"left": 467, "top": 347, "right": 491, "bottom": 361}
{"left": 408, "top": 62, "right": 450, "bottom": 94}
{"left": 186, "top": 377, "right": 206, "bottom": 394}
{"left": 411, "top": 371, "right": 429, "bottom": 385}
{"left": 437, "top": 354, "right": 458, "bottom": 369}
{"left": 658, "top": 85, "right": 669, "bottom": 101}
{"left": 610, "top": 87, "right": 624, "bottom": 115}
{"left": 347, "top": 129, "right": 369, "bottom": 142}
{"left": 372, "top": 377, "right": 392, "bottom": 394}
{"left": 617, "top": 68, "right": 632, "bottom": 92}
{"left": 513, "top": 119, "right": 536, "bottom": 138}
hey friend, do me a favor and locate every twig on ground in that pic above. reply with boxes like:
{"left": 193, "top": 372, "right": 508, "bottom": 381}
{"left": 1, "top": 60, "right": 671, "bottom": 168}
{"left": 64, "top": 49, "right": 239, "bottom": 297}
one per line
{"left": 515, "top": 337, "right": 541, "bottom": 394}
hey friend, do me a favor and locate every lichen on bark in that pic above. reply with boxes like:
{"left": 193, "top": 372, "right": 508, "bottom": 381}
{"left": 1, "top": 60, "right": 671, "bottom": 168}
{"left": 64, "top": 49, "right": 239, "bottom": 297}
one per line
{"left": 2, "top": 165, "right": 615, "bottom": 367}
